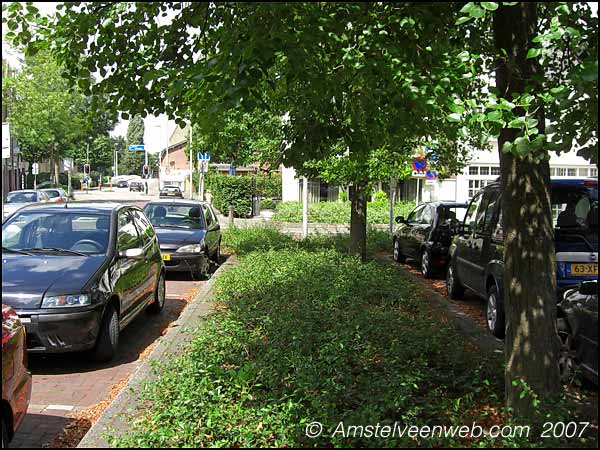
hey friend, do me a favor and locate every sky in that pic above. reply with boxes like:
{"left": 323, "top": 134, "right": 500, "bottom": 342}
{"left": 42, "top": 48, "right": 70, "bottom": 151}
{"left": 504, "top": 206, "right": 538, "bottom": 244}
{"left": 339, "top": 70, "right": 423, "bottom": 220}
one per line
{"left": 2, "top": 2, "right": 598, "bottom": 152}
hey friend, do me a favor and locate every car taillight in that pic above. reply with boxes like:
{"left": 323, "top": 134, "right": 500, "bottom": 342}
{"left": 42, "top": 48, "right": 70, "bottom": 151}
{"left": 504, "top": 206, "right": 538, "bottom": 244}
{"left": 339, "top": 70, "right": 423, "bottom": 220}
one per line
{"left": 584, "top": 179, "right": 598, "bottom": 187}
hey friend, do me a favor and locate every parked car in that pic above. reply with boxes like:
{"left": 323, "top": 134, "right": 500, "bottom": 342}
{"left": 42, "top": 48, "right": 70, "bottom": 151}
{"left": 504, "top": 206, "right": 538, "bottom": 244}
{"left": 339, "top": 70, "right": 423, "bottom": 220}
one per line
{"left": 159, "top": 185, "right": 184, "bottom": 198}
{"left": 1, "top": 203, "right": 166, "bottom": 362}
{"left": 557, "top": 280, "right": 598, "bottom": 386}
{"left": 3, "top": 190, "right": 51, "bottom": 221}
{"left": 117, "top": 179, "right": 129, "bottom": 188}
{"left": 2, "top": 305, "right": 33, "bottom": 448}
{"left": 392, "top": 201, "right": 468, "bottom": 277}
{"left": 129, "top": 181, "right": 145, "bottom": 192}
{"left": 41, "top": 188, "right": 70, "bottom": 203}
{"left": 143, "top": 200, "right": 221, "bottom": 278}
{"left": 447, "top": 178, "right": 598, "bottom": 338}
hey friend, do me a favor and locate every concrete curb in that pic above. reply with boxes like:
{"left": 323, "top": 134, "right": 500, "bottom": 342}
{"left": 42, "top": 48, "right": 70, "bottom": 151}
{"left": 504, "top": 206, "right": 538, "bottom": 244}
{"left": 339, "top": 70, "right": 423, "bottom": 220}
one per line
{"left": 376, "top": 254, "right": 504, "bottom": 356}
{"left": 77, "top": 256, "right": 238, "bottom": 448}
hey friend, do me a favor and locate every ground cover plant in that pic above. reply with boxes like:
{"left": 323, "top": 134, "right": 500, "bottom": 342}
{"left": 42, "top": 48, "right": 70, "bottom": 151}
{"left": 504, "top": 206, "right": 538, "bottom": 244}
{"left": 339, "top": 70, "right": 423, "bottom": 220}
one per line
{"left": 114, "top": 227, "right": 597, "bottom": 448}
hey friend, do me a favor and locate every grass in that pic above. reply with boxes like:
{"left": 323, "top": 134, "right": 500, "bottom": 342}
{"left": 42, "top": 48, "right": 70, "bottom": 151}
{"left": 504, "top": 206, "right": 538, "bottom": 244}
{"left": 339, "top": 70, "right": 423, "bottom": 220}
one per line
{"left": 114, "top": 227, "right": 598, "bottom": 448}
{"left": 273, "top": 200, "right": 416, "bottom": 224}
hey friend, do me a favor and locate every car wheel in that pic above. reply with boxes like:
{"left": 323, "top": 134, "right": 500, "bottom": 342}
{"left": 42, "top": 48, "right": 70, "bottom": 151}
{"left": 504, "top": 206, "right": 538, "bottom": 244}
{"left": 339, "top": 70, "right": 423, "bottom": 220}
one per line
{"left": 486, "top": 285, "right": 505, "bottom": 339}
{"left": 446, "top": 262, "right": 465, "bottom": 300}
{"left": 558, "top": 329, "right": 578, "bottom": 384}
{"left": 148, "top": 272, "right": 166, "bottom": 314}
{"left": 421, "top": 248, "right": 434, "bottom": 278}
{"left": 393, "top": 238, "right": 406, "bottom": 263}
{"left": 92, "top": 305, "right": 119, "bottom": 362}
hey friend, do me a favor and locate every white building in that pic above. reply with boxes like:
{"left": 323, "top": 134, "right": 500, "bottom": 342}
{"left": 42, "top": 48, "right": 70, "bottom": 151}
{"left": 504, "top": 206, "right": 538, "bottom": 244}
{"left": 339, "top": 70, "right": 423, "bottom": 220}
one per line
{"left": 282, "top": 143, "right": 598, "bottom": 204}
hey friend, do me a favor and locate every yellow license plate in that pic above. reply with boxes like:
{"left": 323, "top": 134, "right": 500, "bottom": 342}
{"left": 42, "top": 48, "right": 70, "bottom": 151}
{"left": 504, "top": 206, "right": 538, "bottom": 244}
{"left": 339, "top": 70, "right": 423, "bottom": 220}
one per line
{"left": 571, "top": 263, "right": 598, "bottom": 276}
{"left": 162, "top": 254, "right": 171, "bottom": 261}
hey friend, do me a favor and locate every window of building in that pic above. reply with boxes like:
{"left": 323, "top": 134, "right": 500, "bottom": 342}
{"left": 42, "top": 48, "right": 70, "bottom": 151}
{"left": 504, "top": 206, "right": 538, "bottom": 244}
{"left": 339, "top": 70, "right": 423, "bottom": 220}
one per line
{"left": 479, "top": 166, "right": 490, "bottom": 176}
{"left": 469, "top": 166, "right": 479, "bottom": 175}
{"left": 555, "top": 167, "right": 567, "bottom": 177}
{"left": 591, "top": 167, "right": 598, "bottom": 177}
{"left": 567, "top": 168, "right": 577, "bottom": 177}
{"left": 491, "top": 166, "right": 500, "bottom": 176}
{"left": 579, "top": 168, "right": 589, "bottom": 177}
{"left": 468, "top": 179, "right": 492, "bottom": 199}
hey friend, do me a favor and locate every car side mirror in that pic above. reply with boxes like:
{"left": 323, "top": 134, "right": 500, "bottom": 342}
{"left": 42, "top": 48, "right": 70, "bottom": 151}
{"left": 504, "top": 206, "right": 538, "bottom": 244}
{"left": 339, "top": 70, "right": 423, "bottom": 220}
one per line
{"left": 118, "top": 248, "right": 144, "bottom": 259}
{"left": 579, "top": 281, "right": 597, "bottom": 296}
{"left": 395, "top": 216, "right": 405, "bottom": 224}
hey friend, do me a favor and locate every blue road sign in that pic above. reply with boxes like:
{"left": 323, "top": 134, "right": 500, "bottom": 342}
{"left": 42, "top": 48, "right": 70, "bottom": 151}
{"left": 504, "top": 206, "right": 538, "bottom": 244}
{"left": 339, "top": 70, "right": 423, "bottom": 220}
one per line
{"left": 229, "top": 164, "right": 236, "bottom": 176}
{"left": 425, "top": 170, "right": 438, "bottom": 181}
{"left": 129, "top": 145, "right": 145, "bottom": 151}
{"left": 197, "top": 152, "right": 211, "bottom": 161}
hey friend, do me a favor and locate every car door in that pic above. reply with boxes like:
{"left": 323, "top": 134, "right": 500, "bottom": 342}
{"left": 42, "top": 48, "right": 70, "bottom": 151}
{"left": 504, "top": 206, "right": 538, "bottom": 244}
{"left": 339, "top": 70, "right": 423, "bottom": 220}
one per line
{"left": 576, "top": 293, "right": 598, "bottom": 380}
{"left": 113, "top": 209, "right": 147, "bottom": 320}
{"left": 202, "top": 205, "right": 220, "bottom": 254}
{"left": 414, "top": 205, "right": 434, "bottom": 252}
{"left": 455, "top": 192, "right": 485, "bottom": 290}
{"left": 132, "top": 209, "right": 161, "bottom": 303}
{"left": 402, "top": 204, "right": 426, "bottom": 258}
{"left": 470, "top": 190, "right": 501, "bottom": 295}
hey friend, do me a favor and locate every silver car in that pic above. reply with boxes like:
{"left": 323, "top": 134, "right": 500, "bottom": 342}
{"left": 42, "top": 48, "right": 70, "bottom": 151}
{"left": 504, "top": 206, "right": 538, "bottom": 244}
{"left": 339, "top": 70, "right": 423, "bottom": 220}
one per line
{"left": 3, "top": 190, "right": 50, "bottom": 221}
{"left": 41, "top": 188, "right": 70, "bottom": 203}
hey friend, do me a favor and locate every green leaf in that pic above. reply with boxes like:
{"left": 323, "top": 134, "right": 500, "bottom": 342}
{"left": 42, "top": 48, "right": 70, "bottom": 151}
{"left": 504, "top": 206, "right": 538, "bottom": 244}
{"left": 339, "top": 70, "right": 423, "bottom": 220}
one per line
{"left": 455, "top": 16, "right": 473, "bottom": 26}
{"left": 508, "top": 117, "right": 526, "bottom": 129}
{"left": 481, "top": 3, "right": 499, "bottom": 11}
{"left": 447, "top": 113, "right": 462, "bottom": 122}
{"left": 526, "top": 48, "right": 542, "bottom": 59}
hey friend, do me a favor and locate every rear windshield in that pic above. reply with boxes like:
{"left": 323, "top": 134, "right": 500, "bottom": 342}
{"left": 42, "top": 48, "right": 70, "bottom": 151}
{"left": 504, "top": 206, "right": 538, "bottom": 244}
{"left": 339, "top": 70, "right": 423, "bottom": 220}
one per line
{"left": 6, "top": 192, "right": 37, "bottom": 204}
{"left": 144, "top": 204, "right": 205, "bottom": 230}
{"left": 2, "top": 212, "right": 111, "bottom": 254}
{"left": 552, "top": 183, "right": 598, "bottom": 231}
{"left": 44, "top": 190, "right": 61, "bottom": 198}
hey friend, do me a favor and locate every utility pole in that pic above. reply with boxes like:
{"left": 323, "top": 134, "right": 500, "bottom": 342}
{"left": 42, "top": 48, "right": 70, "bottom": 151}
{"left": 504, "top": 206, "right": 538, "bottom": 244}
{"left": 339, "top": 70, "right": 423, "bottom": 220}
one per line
{"left": 189, "top": 123, "right": 193, "bottom": 199}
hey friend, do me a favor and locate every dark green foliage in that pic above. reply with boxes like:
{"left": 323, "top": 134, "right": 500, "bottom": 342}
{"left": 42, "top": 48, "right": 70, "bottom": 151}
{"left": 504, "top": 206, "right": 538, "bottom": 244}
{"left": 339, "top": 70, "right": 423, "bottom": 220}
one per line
{"left": 210, "top": 175, "right": 255, "bottom": 217}
{"left": 259, "top": 198, "right": 276, "bottom": 210}
{"left": 255, "top": 173, "right": 282, "bottom": 199}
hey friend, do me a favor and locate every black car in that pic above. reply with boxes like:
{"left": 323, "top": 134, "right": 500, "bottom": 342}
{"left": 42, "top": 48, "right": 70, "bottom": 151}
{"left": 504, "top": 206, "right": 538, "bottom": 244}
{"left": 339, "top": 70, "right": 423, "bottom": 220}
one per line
{"left": 117, "top": 180, "right": 129, "bottom": 188}
{"left": 144, "top": 200, "right": 221, "bottom": 278}
{"left": 159, "top": 185, "right": 184, "bottom": 198}
{"left": 558, "top": 280, "right": 598, "bottom": 386}
{"left": 1, "top": 203, "right": 166, "bottom": 362}
{"left": 129, "top": 181, "right": 145, "bottom": 192}
{"left": 393, "top": 201, "right": 468, "bottom": 277}
{"left": 447, "top": 178, "right": 598, "bottom": 338}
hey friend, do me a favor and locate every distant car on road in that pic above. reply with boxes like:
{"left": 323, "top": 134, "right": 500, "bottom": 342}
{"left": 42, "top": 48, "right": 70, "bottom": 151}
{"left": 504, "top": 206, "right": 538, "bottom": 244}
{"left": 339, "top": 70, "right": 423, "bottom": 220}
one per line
{"left": 447, "top": 178, "right": 598, "bottom": 338}
{"left": 129, "top": 181, "right": 145, "bottom": 192}
{"left": 3, "top": 190, "right": 51, "bottom": 221}
{"left": 393, "top": 201, "right": 468, "bottom": 278}
{"left": 558, "top": 280, "right": 598, "bottom": 386}
{"left": 2, "top": 304, "right": 32, "bottom": 448}
{"left": 159, "top": 185, "right": 183, "bottom": 198}
{"left": 41, "top": 188, "right": 70, "bottom": 203}
{"left": 144, "top": 200, "right": 221, "bottom": 278}
{"left": 1, "top": 203, "right": 166, "bottom": 362}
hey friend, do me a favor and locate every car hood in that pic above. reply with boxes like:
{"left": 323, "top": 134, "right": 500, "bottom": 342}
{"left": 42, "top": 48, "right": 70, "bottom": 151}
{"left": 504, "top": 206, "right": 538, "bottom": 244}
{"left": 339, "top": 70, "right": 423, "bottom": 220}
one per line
{"left": 155, "top": 227, "right": 207, "bottom": 248}
{"left": 1, "top": 254, "right": 106, "bottom": 310}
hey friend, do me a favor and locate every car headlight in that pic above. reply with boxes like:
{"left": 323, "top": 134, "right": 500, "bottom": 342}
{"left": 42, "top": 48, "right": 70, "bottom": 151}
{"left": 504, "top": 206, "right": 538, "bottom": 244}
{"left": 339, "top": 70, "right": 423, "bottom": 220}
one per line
{"left": 41, "top": 294, "right": 91, "bottom": 308}
{"left": 176, "top": 243, "right": 205, "bottom": 253}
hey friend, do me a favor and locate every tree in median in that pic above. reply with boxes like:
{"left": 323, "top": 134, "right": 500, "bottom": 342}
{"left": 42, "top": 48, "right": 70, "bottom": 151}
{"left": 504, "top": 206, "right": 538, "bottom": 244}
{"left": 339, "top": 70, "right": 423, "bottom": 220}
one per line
{"left": 120, "top": 114, "right": 146, "bottom": 175}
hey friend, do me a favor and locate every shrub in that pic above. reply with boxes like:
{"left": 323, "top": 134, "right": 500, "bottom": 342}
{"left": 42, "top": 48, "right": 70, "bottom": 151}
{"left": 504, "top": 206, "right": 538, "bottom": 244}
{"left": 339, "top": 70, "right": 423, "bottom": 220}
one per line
{"left": 273, "top": 200, "right": 416, "bottom": 224}
{"left": 210, "top": 174, "right": 255, "bottom": 217}
{"left": 260, "top": 198, "right": 276, "bottom": 210}
{"left": 256, "top": 173, "right": 282, "bottom": 199}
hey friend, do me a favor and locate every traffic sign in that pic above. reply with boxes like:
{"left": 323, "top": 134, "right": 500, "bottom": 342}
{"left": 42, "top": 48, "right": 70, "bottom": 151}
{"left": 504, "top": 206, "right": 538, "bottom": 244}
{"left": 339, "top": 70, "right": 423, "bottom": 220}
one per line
{"left": 197, "top": 152, "right": 210, "bottom": 161}
{"left": 2, "top": 122, "right": 10, "bottom": 159}
{"left": 425, "top": 170, "right": 438, "bottom": 181}
{"left": 32, "top": 163, "right": 39, "bottom": 175}
{"left": 129, "top": 144, "right": 145, "bottom": 152}
{"left": 412, "top": 157, "right": 427, "bottom": 172}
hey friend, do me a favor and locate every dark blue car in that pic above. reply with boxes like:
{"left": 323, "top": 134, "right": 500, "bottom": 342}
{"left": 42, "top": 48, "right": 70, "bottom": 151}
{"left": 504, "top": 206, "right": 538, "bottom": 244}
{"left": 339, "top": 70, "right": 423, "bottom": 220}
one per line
{"left": 447, "top": 178, "right": 598, "bottom": 338}
{"left": 143, "top": 200, "right": 222, "bottom": 279}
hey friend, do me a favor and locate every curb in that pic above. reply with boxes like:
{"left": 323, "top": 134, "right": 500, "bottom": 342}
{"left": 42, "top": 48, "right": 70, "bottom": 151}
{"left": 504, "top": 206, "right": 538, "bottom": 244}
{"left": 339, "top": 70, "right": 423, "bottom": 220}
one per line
{"left": 77, "top": 256, "right": 238, "bottom": 448}
{"left": 376, "top": 254, "right": 504, "bottom": 355}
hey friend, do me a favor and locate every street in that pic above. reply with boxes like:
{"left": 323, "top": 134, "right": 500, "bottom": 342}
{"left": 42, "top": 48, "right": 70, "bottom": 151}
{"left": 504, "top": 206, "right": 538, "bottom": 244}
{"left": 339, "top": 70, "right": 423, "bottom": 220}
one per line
{"left": 8, "top": 191, "right": 205, "bottom": 448}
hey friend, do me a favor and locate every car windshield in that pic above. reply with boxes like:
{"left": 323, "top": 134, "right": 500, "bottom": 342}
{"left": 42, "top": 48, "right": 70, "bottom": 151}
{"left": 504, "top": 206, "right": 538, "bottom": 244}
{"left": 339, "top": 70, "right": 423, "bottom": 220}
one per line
{"left": 6, "top": 192, "right": 37, "bottom": 204}
{"left": 2, "top": 211, "right": 111, "bottom": 255}
{"left": 44, "top": 190, "right": 61, "bottom": 199}
{"left": 551, "top": 184, "right": 598, "bottom": 229}
{"left": 144, "top": 204, "right": 204, "bottom": 230}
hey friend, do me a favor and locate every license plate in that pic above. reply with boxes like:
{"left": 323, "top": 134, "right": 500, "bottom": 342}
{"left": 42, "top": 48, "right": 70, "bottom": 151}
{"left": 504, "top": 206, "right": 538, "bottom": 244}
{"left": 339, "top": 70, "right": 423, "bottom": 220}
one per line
{"left": 162, "top": 254, "right": 171, "bottom": 261}
{"left": 570, "top": 263, "right": 598, "bottom": 276}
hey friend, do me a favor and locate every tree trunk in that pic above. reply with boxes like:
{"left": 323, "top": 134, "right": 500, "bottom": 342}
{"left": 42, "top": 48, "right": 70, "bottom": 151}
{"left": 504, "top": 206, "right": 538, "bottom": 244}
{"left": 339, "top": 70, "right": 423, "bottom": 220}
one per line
{"left": 349, "top": 183, "right": 368, "bottom": 262}
{"left": 54, "top": 158, "right": 60, "bottom": 187}
{"left": 494, "top": 3, "right": 561, "bottom": 421}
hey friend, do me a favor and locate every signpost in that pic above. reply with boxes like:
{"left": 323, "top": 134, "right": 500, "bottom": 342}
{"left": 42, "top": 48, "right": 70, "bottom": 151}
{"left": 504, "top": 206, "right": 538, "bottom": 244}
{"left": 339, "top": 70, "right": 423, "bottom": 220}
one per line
{"left": 2, "top": 122, "right": 10, "bottom": 219}
{"left": 64, "top": 158, "right": 73, "bottom": 197}
{"left": 32, "top": 163, "right": 39, "bottom": 190}
{"left": 196, "top": 152, "right": 210, "bottom": 201}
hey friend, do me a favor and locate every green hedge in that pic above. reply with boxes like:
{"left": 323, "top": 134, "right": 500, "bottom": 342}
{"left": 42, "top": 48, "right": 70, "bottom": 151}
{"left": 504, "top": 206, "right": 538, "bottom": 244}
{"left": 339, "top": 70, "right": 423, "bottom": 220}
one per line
{"left": 255, "top": 173, "right": 282, "bottom": 199}
{"left": 210, "top": 174, "right": 255, "bottom": 217}
{"left": 273, "top": 200, "right": 416, "bottom": 224}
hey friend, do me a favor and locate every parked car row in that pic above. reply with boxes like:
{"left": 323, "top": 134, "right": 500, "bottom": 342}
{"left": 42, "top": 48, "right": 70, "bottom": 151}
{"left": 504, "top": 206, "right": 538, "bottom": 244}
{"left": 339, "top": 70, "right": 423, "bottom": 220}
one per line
{"left": 393, "top": 178, "right": 598, "bottom": 385}
{"left": 1, "top": 199, "right": 222, "bottom": 447}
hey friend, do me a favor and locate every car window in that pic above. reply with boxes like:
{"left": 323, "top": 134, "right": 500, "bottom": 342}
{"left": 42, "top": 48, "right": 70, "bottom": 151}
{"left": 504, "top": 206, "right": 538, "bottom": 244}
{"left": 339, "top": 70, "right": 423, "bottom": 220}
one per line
{"left": 552, "top": 184, "right": 598, "bottom": 229}
{"left": 465, "top": 192, "right": 484, "bottom": 230}
{"left": 473, "top": 191, "right": 494, "bottom": 233}
{"left": 132, "top": 210, "right": 156, "bottom": 245}
{"left": 117, "top": 210, "right": 143, "bottom": 251}
{"left": 6, "top": 192, "right": 37, "bottom": 204}
{"left": 144, "top": 204, "right": 205, "bottom": 229}
{"left": 407, "top": 205, "right": 425, "bottom": 224}
{"left": 44, "top": 190, "right": 60, "bottom": 199}
{"left": 204, "top": 206, "right": 213, "bottom": 227}
{"left": 420, "top": 206, "right": 433, "bottom": 225}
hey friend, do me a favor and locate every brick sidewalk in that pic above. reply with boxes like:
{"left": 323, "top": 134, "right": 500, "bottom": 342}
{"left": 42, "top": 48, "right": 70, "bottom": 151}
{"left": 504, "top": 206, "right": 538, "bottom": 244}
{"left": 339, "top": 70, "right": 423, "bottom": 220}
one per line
{"left": 9, "top": 274, "right": 205, "bottom": 449}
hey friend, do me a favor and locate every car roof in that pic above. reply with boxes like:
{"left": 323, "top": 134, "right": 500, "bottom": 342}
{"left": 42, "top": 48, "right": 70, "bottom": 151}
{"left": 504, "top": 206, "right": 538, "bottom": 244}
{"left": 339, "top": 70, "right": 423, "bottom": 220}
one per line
{"left": 14, "top": 202, "right": 133, "bottom": 215}
{"left": 7, "top": 189, "right": 38, "bottom": 194}
{"left": 145, "top": 199, "right": 210, "bottom": 206}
